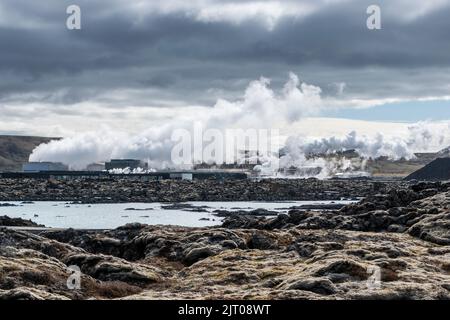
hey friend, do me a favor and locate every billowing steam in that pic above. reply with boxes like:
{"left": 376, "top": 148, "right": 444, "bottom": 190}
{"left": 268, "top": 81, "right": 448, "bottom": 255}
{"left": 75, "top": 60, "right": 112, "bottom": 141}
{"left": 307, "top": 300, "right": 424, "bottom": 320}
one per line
{"left": 30, "top": 73, "right": 322, "bottom": 170}
{"left": 283, "top": 124, "right": 450, "bottom": 163}
{"left": 279, "top": 122, "right": 450, "bottom": 177}
{"left": 29, "top": 72, "right": 450, "bottom": 177}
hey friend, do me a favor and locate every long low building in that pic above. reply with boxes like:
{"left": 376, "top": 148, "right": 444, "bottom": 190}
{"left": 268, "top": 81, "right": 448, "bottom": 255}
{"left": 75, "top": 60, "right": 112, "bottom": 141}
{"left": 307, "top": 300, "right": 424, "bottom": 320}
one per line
{"left": 22, "top": 162, "right": 69, "bottom": 172}
{"left": 105, "top": 159, "right": 148, "bottom": 170}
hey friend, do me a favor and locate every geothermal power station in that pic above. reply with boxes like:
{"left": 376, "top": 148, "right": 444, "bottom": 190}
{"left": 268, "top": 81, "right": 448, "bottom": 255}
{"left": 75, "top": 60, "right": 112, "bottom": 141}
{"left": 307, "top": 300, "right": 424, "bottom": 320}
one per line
{"left": 1, "top": 135, "right": 450, "bottom": 181}
{"left": 1, "top": 158, "right": 249, "bottom": 181}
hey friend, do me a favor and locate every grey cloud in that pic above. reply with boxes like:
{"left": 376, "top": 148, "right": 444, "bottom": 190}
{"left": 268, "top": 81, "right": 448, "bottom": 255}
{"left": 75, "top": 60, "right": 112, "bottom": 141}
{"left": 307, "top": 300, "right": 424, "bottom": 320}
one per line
{"left": 0, "top": 0, "right": 450, "bottom": 109}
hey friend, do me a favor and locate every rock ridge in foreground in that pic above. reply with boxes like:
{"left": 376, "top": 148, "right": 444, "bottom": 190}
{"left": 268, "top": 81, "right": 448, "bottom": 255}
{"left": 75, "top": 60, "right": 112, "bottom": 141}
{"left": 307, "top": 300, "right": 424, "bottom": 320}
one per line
{"left": 0, "top": 182, "right": 449, "bottom": 300}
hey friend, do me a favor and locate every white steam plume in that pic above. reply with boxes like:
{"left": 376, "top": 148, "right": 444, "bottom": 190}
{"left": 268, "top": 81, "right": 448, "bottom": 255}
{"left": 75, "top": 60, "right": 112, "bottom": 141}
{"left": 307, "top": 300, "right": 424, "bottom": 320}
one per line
{"left": 30, "top": 73, "right": 322, "bottom": 170}
{"left": 29, "top": 72, "right": 450, "bottom": 177}
{"left": 279, "top": 122, "right": 450, "bottom": 178}
{"left": 282, "top": 122, "right": 450, "bottom": 162}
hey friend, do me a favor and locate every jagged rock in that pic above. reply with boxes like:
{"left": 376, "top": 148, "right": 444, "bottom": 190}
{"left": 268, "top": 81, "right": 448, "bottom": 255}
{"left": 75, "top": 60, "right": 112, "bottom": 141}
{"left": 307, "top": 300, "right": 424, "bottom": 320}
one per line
{"left": 161, "top": 203, "right": 210, "bottom": 212}
{"left": 0, "top": 288, "right": 69, "bottom": 300}
{"left": 0, "top": 178, "right": 406, "bottom": 203}
{"left": 0, "top": 203, "right": 20, "bottom": 207}
{"left": 43, "top": 229, "right": 123, "bottom": 257}
{"left": 286, "top": 203, "right": 346, "bottom": 210}
{"left": 129, "top": 227, "right": 248, "bottom": 265}
{"left": 2, "top": 223, "right": 450, "bottom": 300}
{"left": 222, "top": 214, "right": 266, "bottom": 229}
{"left": 63, "top": 253, "right": 162, "bottom": 284}
{"left": 408, "top": 212, "right": 450, "bottom": 245}
{"left": 313, "top": 259, "right": 368, "bottom": 280}
{"left": 213, "top": 208, "right": 278, "bottom": 217}
{"left": 0, "top": 216, "right": 44, "bottom": 227}
{"left": 284, "top": 278, "right": 338, "bottom": 295}
{"left": 183, "top": 246, "right": 221, "bottom": 265}
{"left": 1, "top": 182, "right": 450, "bottom": 300}
{"left": 222, "top": 185, "right": 450, "bottom": 246}
{"left": 247, "top": 231, "right": 278, "bottom": 250}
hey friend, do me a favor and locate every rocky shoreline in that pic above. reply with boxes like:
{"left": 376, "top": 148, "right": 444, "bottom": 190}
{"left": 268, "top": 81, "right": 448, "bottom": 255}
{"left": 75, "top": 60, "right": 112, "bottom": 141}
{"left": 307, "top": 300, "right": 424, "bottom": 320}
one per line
{"left": 0, "top": 178, "right": 405, "bottom": 203}
{"left": 0, "top": 181, "right": 449, "bottom": 300}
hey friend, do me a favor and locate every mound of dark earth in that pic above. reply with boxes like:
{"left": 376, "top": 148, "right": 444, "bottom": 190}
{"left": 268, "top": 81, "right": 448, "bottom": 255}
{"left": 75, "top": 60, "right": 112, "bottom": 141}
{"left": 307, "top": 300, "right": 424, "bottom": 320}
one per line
{"left": 405, "top": 158, "right": 450, "bottom": 181}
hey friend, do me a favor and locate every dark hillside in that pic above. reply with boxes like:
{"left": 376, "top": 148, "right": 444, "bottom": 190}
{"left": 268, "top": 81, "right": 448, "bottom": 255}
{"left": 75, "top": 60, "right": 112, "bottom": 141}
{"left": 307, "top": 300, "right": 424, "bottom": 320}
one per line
{"left": 405, "top": 158, "right": 450, "bottom": 181}
{"left": 0, "top": 136, "right": 58, "bottom": 171}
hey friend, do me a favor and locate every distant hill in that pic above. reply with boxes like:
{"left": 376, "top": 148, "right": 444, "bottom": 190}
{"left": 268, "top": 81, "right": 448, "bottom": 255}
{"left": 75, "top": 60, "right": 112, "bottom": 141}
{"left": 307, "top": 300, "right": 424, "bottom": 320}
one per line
{"left": 0, "top": 136, "right": 59, "bottom": 172}
{"left": 405, "top": 158, "right": 450, "bottom": 181}
{"left": 437, "top": 146, "right": 450, "bottom": 158}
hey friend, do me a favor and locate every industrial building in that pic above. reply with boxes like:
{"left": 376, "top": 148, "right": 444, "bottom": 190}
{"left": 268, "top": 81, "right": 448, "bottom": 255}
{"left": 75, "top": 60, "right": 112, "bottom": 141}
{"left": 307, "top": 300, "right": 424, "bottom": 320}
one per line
{"left": 85, "top": 162, "right": 105, "bottom": 171}
{"left": 105, "top": 159, "right": 148, "bottom": 171}
{"left": 22, "top": 162, "right": 69, "bottom": 172}
{"left": 8, "top": 158, "right": 249, "bottom": 181}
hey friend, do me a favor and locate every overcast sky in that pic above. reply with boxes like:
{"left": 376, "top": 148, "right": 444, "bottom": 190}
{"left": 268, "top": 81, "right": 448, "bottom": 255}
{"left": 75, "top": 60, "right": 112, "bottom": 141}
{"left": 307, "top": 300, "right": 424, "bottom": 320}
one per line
{"left": 1, "top": 0, "right": 450, "bottom": 137}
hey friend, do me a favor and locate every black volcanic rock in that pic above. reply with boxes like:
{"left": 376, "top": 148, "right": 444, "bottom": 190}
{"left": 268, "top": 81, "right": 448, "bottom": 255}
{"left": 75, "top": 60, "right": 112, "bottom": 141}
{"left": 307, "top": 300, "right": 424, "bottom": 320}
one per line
{"left": 213, "top": 208, "right": 278, "bottom": 217}
{"left": 2, "top": 184, "right": 450, "bottom": 301}
{"left": 0, "top": 203, "right": 20, "bottom": 207}
{"left": 0, "top": 215, "right": 44, "bottom": 227}
{"left": 0, "top": 178, "right": 405, "bottom": 203}
{"left": 2, "top": 217, "right": 450, "bottom": 299}
{"left": 222, "top": 183, "right": 450, "bottom": 246}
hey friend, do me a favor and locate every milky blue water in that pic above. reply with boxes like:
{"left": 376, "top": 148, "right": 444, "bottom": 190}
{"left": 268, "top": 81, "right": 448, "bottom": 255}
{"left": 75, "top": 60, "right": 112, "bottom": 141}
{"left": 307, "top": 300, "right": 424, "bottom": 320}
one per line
{"left": 0, "top": 200, "right": 354, "bottom": 229}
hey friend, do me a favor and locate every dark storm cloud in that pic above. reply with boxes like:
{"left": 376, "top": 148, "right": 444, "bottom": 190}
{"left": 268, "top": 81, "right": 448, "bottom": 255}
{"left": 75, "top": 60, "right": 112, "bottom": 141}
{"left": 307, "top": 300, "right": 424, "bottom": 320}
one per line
{"left": 1, "top": 0, "right": 450, "bottom": 107}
